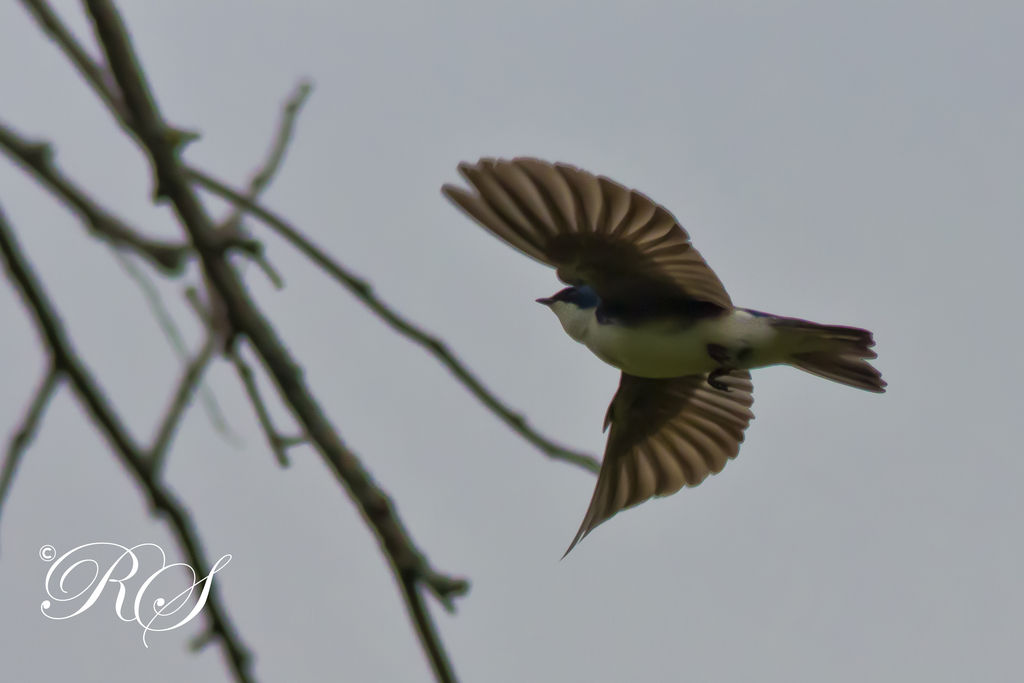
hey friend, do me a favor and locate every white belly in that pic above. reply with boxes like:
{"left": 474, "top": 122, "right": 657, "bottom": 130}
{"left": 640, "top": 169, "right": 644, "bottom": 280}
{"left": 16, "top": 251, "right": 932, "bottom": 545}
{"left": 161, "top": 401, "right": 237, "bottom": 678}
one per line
{"left": 579, "top": 310, "right": 782, "bottom": 378}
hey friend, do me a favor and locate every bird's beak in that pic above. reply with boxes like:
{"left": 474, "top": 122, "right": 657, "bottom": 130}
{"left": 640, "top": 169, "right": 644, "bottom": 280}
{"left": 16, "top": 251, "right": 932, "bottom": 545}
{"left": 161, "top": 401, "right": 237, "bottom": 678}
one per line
{"left": 535, "top": 297, "right": 554, "bottom": 306}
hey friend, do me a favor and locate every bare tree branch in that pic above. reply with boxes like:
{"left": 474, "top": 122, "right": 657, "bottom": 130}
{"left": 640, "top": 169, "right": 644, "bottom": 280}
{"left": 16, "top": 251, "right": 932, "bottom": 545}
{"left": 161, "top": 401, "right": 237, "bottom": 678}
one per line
{"left": 206, "top": 80, "right": 312, "bottom": 293}
{"left": 230, "top": 346, "right": 299, "bottom": 467}
{"left": 214, "top": 80, "right": 313, "bottom": 291}
{"left": 19, "top": 0, "right": 131, "bottom": 126}
{"left": 401, "top": 576, "right": 458, "bottom": 683}
{"left": 189, "top": 79, "right": 315, "bottom": 468}
{"left": 8, "top": 4, "right": 602, "bottom": 681}
{"left": 0, "top": 203, "right": 255, "bottom": 683}
{"left": 115, "top": 252, "right": 237, "bottom": 444}
{"left": 220, "top": 81, "right": 312, "bottom": 235}
{"left": 0, "top": 362, "right": 61, "bottom": 551}
{"left": 189, "top": 169, "right": 602, "bottom": 475}
{"left": 0, "top": 120, "right": 191, "bottom": 274}
{"left": 82, "top": 3, "right": 467, "bottom": 680}
{"left": 149, "top": 332, "right": 219, "bottom": 472}
{"left": 0, "top": 118, "right": 235, "bottom": 445}
{"left": 17, "top": 0, "right": 300, "bottom": 289}
{"left": 18, "top": 0, "right": 200, "bottom": 153}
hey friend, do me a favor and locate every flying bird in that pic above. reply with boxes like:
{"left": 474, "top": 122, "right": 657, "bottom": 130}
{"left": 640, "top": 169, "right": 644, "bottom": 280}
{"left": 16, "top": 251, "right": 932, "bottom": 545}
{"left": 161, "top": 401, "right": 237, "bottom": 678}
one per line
{"left": 442, "top": 158, "right": 884, "bottom": 556}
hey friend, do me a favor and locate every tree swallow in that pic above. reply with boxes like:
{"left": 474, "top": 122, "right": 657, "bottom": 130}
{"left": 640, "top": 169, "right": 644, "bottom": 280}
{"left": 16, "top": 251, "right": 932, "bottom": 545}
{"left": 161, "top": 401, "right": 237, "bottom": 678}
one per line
{"left": 442, "top": 157, "right": 885, "bottom": 556}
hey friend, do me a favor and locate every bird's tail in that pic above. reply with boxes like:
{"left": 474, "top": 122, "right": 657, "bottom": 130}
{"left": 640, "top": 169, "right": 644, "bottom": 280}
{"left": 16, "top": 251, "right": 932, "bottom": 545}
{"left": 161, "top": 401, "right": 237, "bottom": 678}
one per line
{"left": 775, "top": 318, "right": 886, "bottom": 393}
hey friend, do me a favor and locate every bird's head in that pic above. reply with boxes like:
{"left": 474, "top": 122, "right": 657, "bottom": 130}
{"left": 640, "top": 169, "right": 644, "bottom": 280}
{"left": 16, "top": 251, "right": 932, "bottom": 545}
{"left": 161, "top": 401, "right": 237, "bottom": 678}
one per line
{"left": 536, "top": 285, "right": 600, "bottom": 341}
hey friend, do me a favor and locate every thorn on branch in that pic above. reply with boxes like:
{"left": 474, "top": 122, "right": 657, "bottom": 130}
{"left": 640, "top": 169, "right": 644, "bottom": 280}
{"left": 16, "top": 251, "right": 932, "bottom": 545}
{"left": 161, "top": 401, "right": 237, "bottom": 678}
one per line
{"left": 23, "top": 141, "right": 53, "bottom": 165}
{"left": 420, "top": 570, "right": 471, "bottom": 613}
{"left": 165, "top": 126, "right": 201, "bottom": 152}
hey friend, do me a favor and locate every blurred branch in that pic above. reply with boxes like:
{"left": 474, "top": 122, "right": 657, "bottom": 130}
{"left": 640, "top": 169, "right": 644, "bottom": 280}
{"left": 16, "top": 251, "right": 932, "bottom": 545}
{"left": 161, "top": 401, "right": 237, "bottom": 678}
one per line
{"left": 401, "top": 576, "right": 458, "bottom": 683}
{"left": 214, "top": 80, "right": 313, "bottom": 292}
{"left": 149, "top": 332, "right": 219, "bottom": 472}
{"left": 0, "top": 203, "right": 254, "bottom": 683}
{"left": 83, "top": 2, "right": 466, "bottom": 680}
{"left": 211, "top": 82, "right": 320, "bottom": 468}
{"left": 230, "top": 346, "right": 299, "bottom": 467}
{"left": 0, "top": 118, "right": 234, "bottom": 446}
{"left": 219, "top": 81, "right": 312, "bottom": 235}
{"left": 11, "top": 4, "right": 599, "bottom": 682}
{"left": 19, "top": 0, "right": 132, "bottom": 128}
{"left": 17, "top": 0, "right": 298, "bottom": 290}
{"left": 0, "top": 362, "right": 61, "bottom": 551}
{"left": 115, "top": 252, "right": 237, "bottom": 444}
{"left": 189, "top": 169, "right": 602, "bottom": 475}
{"left": 211, "top": 83, "right": 309, "bottom": 293}
{"left": 18, "top": 0, "right": 198, "bottom": 150}
{"left": 0, "top": 119, "right": 191, "bottom": 274}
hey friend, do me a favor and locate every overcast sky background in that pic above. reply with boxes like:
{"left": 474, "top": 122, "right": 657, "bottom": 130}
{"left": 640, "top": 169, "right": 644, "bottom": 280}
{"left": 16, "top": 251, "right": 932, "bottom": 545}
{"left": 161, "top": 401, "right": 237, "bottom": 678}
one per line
{"left": 1, "top": 2, "right": 1022, "bottom": 681}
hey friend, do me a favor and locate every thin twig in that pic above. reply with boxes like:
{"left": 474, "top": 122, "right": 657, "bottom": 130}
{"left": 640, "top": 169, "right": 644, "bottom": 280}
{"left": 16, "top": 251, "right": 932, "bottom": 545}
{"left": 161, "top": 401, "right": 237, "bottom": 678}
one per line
{"left": 0, "top": 118, "right": 233, "bottom": 443}
{"left": 115, "top": 252, "right": 237, "bottom": 444}
{"left": 188, "top": 170, "right": 601, "bottom": 475}
{"left": 18, "top": 0, "right": 131, "bottom": 125}
{"left": 118, "top": 250, "right": 192, "bottom": 353}
{"left": 0, "top": 203, "right": 254, "bottom": 683}
{"left": 18, "top": 0, "right": 199, "bottom": 155}
{"left": 0, "top": 120, "right": 191, "bottom": 274}
{"left": 0, "top": 363, "right": 61, "bottom": 551}
{"left": 149, "top": 333, "right": 219, "bottom": 472}
{"left": 230, "top": 346, "right": 297, "bottom": 467}
{"left": 83, "top": 3, "right": 466, "bottom": 679}
{"left": 400, "top": 576, "right": 458, "bottom": 683}
{"left": 220, "top": 81, "right": 312, "bottom": 235}
{"left": 215, "top": 80, "right": 313, "bottom": 290}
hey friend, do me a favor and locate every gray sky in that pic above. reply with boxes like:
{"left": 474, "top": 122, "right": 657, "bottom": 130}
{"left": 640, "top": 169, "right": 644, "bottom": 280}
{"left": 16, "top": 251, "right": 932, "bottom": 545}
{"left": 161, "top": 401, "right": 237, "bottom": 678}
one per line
{"left": 1, "top": 1, "right": 1022, "bottom": 681}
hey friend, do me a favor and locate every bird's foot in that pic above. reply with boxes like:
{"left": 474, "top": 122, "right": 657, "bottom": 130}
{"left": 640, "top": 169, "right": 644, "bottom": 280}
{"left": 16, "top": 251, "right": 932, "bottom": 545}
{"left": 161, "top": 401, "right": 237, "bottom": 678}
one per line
{"left": 706, "top": 344, "right": 733, "bottom": 391}
{"left": 707, "top": 367, "right": 732, "bottom": 392}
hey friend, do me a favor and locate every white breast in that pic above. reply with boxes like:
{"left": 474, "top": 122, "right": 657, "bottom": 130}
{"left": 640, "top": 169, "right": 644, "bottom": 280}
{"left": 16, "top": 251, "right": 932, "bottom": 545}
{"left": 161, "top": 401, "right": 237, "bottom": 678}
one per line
{"left": 558, "top": 308, "right": 781, "bottom": 378}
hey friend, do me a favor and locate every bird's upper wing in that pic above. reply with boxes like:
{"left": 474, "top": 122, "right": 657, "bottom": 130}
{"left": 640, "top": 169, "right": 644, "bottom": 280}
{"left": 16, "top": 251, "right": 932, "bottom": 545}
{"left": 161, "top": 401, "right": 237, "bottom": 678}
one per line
{"left": 442, "top": 157, "right": 732, "bottom": 309}
{"left": 564, "top": 369, "right": 755, "bottom": 556}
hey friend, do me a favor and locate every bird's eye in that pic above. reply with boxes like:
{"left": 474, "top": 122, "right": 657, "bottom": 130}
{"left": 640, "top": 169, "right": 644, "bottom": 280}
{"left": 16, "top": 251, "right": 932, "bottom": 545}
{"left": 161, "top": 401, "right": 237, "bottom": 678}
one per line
{"left": 569, "top": 285, "right": 599, "bottom": 308}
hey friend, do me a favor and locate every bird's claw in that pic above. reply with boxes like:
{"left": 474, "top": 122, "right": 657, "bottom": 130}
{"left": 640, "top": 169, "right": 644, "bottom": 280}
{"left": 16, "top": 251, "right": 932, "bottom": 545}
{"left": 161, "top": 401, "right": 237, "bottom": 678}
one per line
{"left": 707, "top": 368, "right": 731, "bottom": 392}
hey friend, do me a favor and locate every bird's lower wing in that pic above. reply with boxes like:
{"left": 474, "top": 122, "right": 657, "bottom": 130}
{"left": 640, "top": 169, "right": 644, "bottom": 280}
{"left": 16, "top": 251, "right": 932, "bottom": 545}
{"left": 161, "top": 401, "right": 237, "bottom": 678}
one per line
{"left": 564, "top": 370, "right": 755, "bottom": 557}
